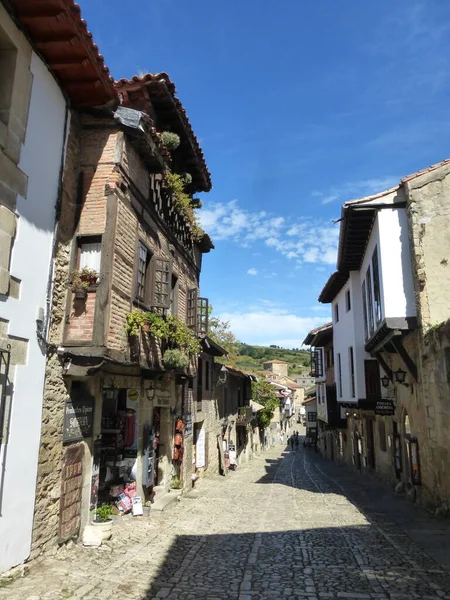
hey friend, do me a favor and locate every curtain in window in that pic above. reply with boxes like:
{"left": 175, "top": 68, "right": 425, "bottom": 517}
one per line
{"left": 80, "top": 242, "right": 101, "bottom": 272}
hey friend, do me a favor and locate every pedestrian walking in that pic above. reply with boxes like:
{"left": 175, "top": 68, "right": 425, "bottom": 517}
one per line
{"left": 280, "top": 432, "right": 284, "bottom": 445}
{"left": 290, "top": 436, "right": 295, "bottom": 450}
{"left": 295, "top": 435, "right": 299, "bottom": 451}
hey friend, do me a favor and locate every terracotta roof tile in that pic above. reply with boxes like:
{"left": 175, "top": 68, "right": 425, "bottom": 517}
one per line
{"left": 401, "top": 158, "right": 450, "bottom": 183}
{"left": 115, "top": 73, "right": 211, "bottom": 192}
{"left": 9, "top": 0, "right": 118, "bottom": 108}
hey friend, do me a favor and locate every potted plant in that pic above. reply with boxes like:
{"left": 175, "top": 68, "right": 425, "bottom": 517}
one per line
{"left": 171, "top": 475, "right": 182, "bottom": 490}
{"left": 160, "top": 131, "right": 180, "bottom": 151}
{"left": 92, "top": 504, "right": 114, "bottom": 540}
{"left": 71, "top": 267, "right": 98, "bottom": 299}
{"left": 143, "top": 501, "right": 151, "bottom": 517}
{"left": 163, "top": 348, "right": 189, "bottom": 371}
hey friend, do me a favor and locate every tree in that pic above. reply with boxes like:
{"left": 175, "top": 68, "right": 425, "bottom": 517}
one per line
{"left": 251, "top": 378, "right": 279, "bottom": 428}
{"left": 207, "top": 305, "right": 239, "bottom": 365}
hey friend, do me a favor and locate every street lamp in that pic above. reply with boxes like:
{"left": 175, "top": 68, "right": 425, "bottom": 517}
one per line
{"left": 394, "top": 368, "right": 408, "bottom": 386}
{"left": 380, "top": 374, "right": 391, "bottom": 388}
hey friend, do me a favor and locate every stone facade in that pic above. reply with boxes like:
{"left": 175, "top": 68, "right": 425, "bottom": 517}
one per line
{"left": 32, "top": 89, "right": 213, "bottom": 556}
{"left": 263, "top": 360, "right": 288, "bottom": 377}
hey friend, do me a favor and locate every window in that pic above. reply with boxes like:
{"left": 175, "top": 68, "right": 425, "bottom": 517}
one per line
{"left": 362, "top": 281, "right": 369, "bottom": 340}
{"left": 151, "top": 258, "right": 171, "bottom": 308}
{"left": 168, "top": 273, "right": 178, "bottom": 316}
{"left": 314, "top": 348, "right": 324, "bottom": 378}
{"left": 345, "top": 289, "right": 351, "bottom": 312}
{"left": 187, "top": 288, "right": 198, "bottom": 330}
{"left": 349, "top": 347, "right": 355, "bottom": 398}
{"left": 337, "top": 353, "right": 342, "bottom": 397}
{"left": 366, "top": 266, "right": 374, "bottom": 335}
{"left": 308, "top": 412, "right": 317, "bottom": 422}
{"left": 197, "top": 297, "right": 209, "bottom": 334}
{"left": 378, "top": 420, "right": 387, "bottom": 452}
{"left": 135, "top": 242, "right": 152, "bottom": 303}
{"left": 334, "top": 302, "right": 339, "bottom": 323}
{"left": 372, "top": 247, "right": 382, "bottom": 324}
{"left": 79, "top": 237, "right": 102, "bottom": 273}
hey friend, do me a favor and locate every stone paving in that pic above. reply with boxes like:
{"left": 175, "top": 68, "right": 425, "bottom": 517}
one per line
{"left": 3, "top": 442, "right": 450, "bottom": 600}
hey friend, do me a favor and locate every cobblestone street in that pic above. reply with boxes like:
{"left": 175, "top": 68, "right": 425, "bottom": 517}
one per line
{"left": 3, "top": 443, "right": 450, "bottom": 600}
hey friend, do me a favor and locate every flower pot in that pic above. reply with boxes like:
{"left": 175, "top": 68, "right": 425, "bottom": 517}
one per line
{"left": 142, "top": 506, "right": 151, "bottom": 517}
{"left": 74, "top": 286, "right": 87, "bottom": 300}
{"left": 91, "top": 518, "right": 112, "bottom": 541}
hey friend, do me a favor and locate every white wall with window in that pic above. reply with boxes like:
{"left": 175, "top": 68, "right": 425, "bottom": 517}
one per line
{"left": 359, "top": 207, "right": 416, "bottom": 344}
{"left": 332, "top": 272, "right": 368, "bottom": 404}
{"left": 0, "top": 50, "right": 68, "bottom": 572}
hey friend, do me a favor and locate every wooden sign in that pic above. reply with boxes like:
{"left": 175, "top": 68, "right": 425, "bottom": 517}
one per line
{"left": 63, "top": 395, "right": 94, "bottom": 442}
{"left": 59, "top": 444, "right": 84, "bottom": 542}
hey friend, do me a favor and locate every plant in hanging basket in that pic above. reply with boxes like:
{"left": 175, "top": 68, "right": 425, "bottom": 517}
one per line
{"left": 160, "top": 131, "right": 180, "bottom": 151}
{"left": 163, "top": 348, "right": 189, "bottom": 370}
{"left": 182, "top": 172, "right": 193, "bottom": 185}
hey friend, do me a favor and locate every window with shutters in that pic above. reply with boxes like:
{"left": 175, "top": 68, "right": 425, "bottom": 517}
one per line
{"left": 372, "top": 246, "right": 382, "bottom": 324}
{"left": 168, "top": 273, "right": 178, "bottom": 316}
{"left": 135, "top": 242, "right": 152, "bottom": 303}
{"left": 314, "top": 348, "right": 324, "bottom": 378}
{"left": 151, "top": 258, "right": 171, "bottom": 308}
{"left": 187, "top": 288, "right": 197, "bottom": 330}
{"left": 197, "top": 297, "right": 209, "bottom": 334}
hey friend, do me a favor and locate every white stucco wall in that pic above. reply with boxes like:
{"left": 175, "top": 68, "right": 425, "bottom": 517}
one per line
{"left": 0, "top": 52, "right": 67, "bottom": 572}
{"left": 332, "top": 270, "right": 370, "bottom": 404}
{"left": 377, "top": 209, "right": 416, "bottom": 319}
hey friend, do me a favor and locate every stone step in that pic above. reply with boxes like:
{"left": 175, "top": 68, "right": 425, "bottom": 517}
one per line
{"left": 151, "top": 489, "right": 182, "bottom": 511}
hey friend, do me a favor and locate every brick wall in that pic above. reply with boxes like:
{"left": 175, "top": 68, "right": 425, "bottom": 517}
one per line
{"left": 64, "top": 292, "right": 96, "bottom": 342}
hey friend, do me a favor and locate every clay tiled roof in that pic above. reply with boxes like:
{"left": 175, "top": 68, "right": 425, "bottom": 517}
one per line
{"left": 115, "top": 73, "right": 211, "bottom": 192}
{"left": 401, "top": 157, "right": 450, "bottom": 183}
{"left": 263, "top": 360, "right": 288, "bottom": 364}
{"left": 8, "top": 0, "right": 118, "bottom": 108}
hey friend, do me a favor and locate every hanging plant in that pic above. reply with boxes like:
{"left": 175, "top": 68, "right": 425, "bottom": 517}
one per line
{"left": 182, "top": 172, "right": 193, "bottom": 185}
{"left": 125, "top": 310, "right": 146, "bottom": 336}
{"left": 71, "top": 267, "right": 98, "bottom": 299}
{"left": 190, "top": 198, "right": 202, "bottom": 209}
{"left": 161, "top": 131, "right": 180, "bottom": 151}
{"left": 163, "top": 348, "right": 189, "bottom": 370}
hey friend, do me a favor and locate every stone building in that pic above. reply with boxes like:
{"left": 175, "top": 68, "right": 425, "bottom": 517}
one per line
{"left": 263, "top": 359, "right": 288, "bottom": 377}
{"left": 31, "top": 58, "right": 215, "bottom": 556}
{"left": 317, "top": 159, "right": 450, "bottom": 513}
{"left": 0, "top": 0, "right": 117, "bottom": 573}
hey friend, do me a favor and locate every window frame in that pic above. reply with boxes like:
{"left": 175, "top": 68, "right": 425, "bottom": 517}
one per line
{"left": 187, "top": 288, "right": 198, "bottom": 331}
{"left": 76, "top": 235, "right": 102, "bottom": 273}
{"left": 349, "top": 346, "right": 355, "bottom": 398}
{"left": 366, "top": 265, "right": 374, "bottom": 335}
{"left": 151, "top": 257, "right": 172, "bottom": 309}
{"left": 345, "top": 289, "right": 351, "bottom": 312}
{"left": 372, "top": 246, "right": 382, "bottom": 325}
{"left": 134, "top": 241, "right": 153, "bottom": 305}
{"left": 334, "top": 302, "right": 339, "bottom": 323}
{"left": 337, "top": 353, "right": 342, "bottom": 398}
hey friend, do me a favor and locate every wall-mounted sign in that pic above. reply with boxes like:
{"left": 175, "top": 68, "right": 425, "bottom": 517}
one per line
{"left": 63, "top": 395, "right": 94, "bottom": 442}
{"left": 154, "top": 397, "right": 170, "bottom": 408}
{"left": 375, "top": 399, "right": 395, "bottom": 416}
{"left": 184, "top": 413, "right": 193, "bottom": 437}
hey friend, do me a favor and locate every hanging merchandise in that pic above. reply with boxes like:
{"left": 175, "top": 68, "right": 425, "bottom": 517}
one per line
{"left": 124, "top": 410, "right": 136, "bottom": 447}
{"left": 175, "top": 418, "right": 184, "bottom": 432}
{"left": 173, "top": 447, "right": 180, "bottom": 461}
{"left": 174, "top": 432, "right": 183, "bottom": 446}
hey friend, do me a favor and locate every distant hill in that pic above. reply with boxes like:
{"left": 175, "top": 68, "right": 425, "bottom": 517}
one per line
{"left": 235, "top": 343, "right": 311, "bottom": 376}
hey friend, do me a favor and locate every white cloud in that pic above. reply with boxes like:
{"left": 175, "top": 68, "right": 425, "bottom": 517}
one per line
{"left": 200, "top": 199, "right": 341, "bottom": 266}
{"left": 219, "top": 310, "right": 329, "bottom": 347}
{"left": 247, "top": 268, "right": 258, "bottom": 276}
{"left": 311, "top": 175, "right": 399, "bottom": 207}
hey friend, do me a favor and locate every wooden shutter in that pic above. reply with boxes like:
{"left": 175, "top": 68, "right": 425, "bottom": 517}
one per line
{"left": 364, "top": 359, "right": 381, "bottom": 403}
{"left": 187, "top": 288, "right": 198, "bottom": 331}
{"left": 151, "top": 258, "right": 171, "bottom": 308}
{"left": 197, "top": 297, "right": 209, "bottom": 335}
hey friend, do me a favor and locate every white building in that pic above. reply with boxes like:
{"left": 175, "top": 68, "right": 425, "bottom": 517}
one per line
{"left": 0, "top": 1, "right": 116, "bottom": 572}
{"left": 318, "top": 186, "right": 417, "bottom": 470}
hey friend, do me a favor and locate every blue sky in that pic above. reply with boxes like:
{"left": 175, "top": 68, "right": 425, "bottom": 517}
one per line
{"left": 81, "top": 0, "right": 450, "bottom": 347}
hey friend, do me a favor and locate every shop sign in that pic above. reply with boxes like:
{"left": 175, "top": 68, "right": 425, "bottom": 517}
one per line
{"left": 375, "top": 399, "right": 395, "bottom": 416}
{"left": 59, "top": 444, "right": 84, "bottom": 542}
{"left": 153, "top": 397, "right": 170, "bottom": 408}
{"left": 63, "top": 395, "right": 94, "bottom": 442}
{"left": 184, "top": 413, "right": 193, "bottom": 437}
{"left": 196, "top": 427, "right": 206, "bottom": 468}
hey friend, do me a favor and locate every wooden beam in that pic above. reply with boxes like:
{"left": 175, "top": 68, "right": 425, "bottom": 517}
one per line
{"left": 48, "top": 58, "right": 90, "bottom": 70}
{"left": 391, "top": 336, "right": 418, "bottom": 381}
{"left": 374, "top": 352, "right": 393, "bottom": 380}
{"left": 35, "top": 34, "right": 79, "bottom": 46}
